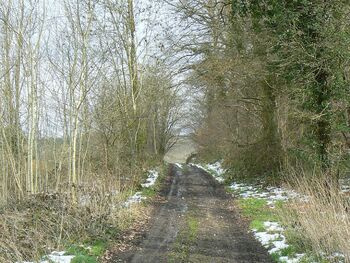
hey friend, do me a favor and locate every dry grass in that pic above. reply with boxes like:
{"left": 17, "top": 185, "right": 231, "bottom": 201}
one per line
{"left": 281, "top": 172, "right": 350, "bottom": 261}
{"left": 0, "top": 158, "right": 162, "bottom": 262}
{"left": 0, "top": 176, "right": 146, "bottom": 262}
{"left": 0, "top": 194, "right": 110, "bottom": 262}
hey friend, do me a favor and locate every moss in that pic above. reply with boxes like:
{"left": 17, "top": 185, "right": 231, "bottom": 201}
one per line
{"left": 141, "top": 187, "right": 157, "bottom": 198}
{"left": 250, "top": 219, "right": 265, "bottom": 232}
{"left": 237, "top": 198, "right": 279, "bottom": 222}
{"left": 270, "top": 252, "right": 280, "bottom": 262}
{"left": 71, "top": 255, "right": 97, "bottom": 263}
{"left": 169, "top": 214, "right": 199, "bottom": 262}
{"left": 65, "top": 239, "right": 108, "bottom": 263}
{"left": 65, "top": 245, "right": 86, "bottom": 256}
{"left": 187, "top": 216, "right": 199, "bottom": 242}
{"left": 89, "top": 240, "right": 107, "bottom": 256}
{"left": 280, "top": 246, "right": 297, "bottom": 257}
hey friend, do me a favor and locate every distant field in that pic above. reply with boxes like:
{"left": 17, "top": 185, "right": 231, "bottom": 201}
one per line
{"left": 164, "top": 137, "right": 197, "bottom": 164}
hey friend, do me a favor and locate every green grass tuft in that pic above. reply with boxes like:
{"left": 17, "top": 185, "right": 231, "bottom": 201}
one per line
{"left": 169, "top": 214, "right": 199, "bottom": 262}
{"left": 237, "top": 198, "right": 278, "bottom": 222}
{"left": 65, "top": 239, "right": 108, "bottom": 262}
{"left": 141, "top": 187, "right": 157, "bottom": 198}
{"left": 280, "top": 246, "right": 297, "bottom": 257}
{"left": 250, "top": 219, "right": 265, "bottom": 232}
{"left": 270, "top": 252, "right": 280, "bottom": 262}
{"left": 188, "top": 216, "right": 199, "bottom": 242}
{"left": 71, "top": 255, "right": 96, "bottom": 263}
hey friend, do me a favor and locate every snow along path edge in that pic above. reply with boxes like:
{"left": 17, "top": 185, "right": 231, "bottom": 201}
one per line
{"left": 124, "top": 169, "right": 160, "bottom": 207}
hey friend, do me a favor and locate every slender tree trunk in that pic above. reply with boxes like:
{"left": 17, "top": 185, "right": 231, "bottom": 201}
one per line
{"left": 314, "top": 68, "right": 331, "bottom": 171}
{"left": 127, "top": 0, "right": 139, "bottom": 113}
{"left": 261, "top": 79, "right": 282, "bottom": 171}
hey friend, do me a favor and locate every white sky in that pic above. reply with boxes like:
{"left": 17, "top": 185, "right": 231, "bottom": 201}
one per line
{"left": 40, "top": 0, "right": 198, "bottom": 136}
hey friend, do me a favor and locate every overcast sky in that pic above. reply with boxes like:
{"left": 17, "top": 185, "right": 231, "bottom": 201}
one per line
{"left": 39, "top": 0, "right": 198, "bottom": 135}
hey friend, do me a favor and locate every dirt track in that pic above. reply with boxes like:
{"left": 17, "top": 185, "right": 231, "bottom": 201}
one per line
{"left": 111, "top": 164, "right": 273, "bottom": 263}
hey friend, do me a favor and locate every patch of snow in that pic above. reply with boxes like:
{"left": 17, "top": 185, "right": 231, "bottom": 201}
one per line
{"left": 213, "top": 176, "right": 225, "bottom": 183}
{"left": 124, "top": 192, "right": 146, "bottom": 207}
{"left": 141, "top": 170, "right": 159, "bottom": 188}
{"left": 206, "top": 162, "right": 226, "bottom": 176}
{"left": 264, "top": 221, "right": 284, "bottom": 232}
{"left": 124, "top": 169, "right": 160, "bottom": 207}
{"left": 191, "top": 161, "right": 226, "bottom": 183}
{"left": 253, "top": 222, "right": 305, "bottom": 262}
{"left": 254, "top": 232, "right": 280, "bottom": 246}
{"left": 321, "top": 252, "right": 346, "bottom": 263}
{"left": 229, "top": 182, "right": 306, "bottom": 207}
{"left": 279, "top": 254, "right": 305, "bottom": 263}
{"left": 191, "top": 163, "right": 205, "bottom": 170}
{"left": 269, "top": 239, "right": 289, "bottom": 254}
{"left": 19, "top": 251, "right": 74, "bottom": 263}
{"left": 175, "top": 163, "right": 183, "bottom": 169}
{"left": 45, "top": 252, "right": 75, "bottom": 263}
{"left": 340, "top": 178, "right": 350, "bottom": 193}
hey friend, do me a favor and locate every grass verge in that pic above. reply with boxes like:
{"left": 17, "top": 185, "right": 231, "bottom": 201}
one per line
{"left": 169, "top": 213, "right": 199, "bottom": 262}
{"left": 236, "top": 197, "right": 310, "bottom": 262}
{"left": 280, "top": 174, "right": 350, "bottom": 262}
{"left": 233, "top": 180, "right": 349, "bottom": 262}
{"left": 65, "top": 240, "right": 108, "bottom": 263}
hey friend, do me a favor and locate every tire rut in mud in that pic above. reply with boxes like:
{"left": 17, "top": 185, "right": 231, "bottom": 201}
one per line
{"left": 111, "top": 164, "right": 273, "bottom": 263}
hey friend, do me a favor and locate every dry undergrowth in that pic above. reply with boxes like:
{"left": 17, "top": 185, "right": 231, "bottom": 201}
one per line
{"left": 0, "top": 159, "right": 161, "bottom": 263}
{"left": 281, "top": 173, "right": 350, "bottom": 261}
{"left": 101, "top": 204, "right": 153, "bottom": 262}
{"left": 0, "top": 185, "right": 144, "bottom": 262}
{"left": 0, "top": 159, "right": 162, "bottom": 262}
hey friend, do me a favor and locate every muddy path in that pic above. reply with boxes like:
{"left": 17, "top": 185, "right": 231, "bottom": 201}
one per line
{"left": 111, "top": 164, "right": 273, "bottom": 263}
